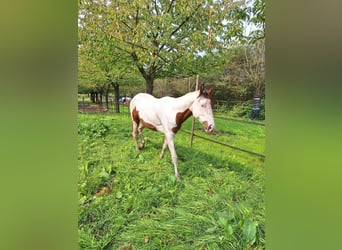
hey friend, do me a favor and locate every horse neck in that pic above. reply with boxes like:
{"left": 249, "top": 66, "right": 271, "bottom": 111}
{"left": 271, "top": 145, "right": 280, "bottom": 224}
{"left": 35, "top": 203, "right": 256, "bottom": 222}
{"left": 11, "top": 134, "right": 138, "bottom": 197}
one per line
{"left": 174, "top": 90, "right": 199, "bottom": 111}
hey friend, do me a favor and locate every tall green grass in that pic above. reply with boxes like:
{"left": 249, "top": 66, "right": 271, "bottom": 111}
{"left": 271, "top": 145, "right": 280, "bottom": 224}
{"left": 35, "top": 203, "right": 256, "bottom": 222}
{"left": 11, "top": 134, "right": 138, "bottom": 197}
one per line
{"left": 78, "top": 113, "right": 265, "bottom": 249}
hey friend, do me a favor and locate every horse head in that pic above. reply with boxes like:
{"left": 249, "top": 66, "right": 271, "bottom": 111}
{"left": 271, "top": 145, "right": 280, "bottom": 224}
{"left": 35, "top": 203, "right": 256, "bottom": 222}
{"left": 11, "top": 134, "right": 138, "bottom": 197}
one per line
{"left": 192, "top": 84, "right": 215, "bottom": 132}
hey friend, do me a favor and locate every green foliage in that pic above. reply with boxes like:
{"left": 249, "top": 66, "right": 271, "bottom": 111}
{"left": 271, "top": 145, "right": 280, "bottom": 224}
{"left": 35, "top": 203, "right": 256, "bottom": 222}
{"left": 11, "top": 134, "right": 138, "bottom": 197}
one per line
{"left": 242, "top": 218, "right": 259, "bottom": 245}
{"left": 211, "top": 40, "right": 265, "bottom": 102}
{"left": 226, "top": 0, "right": 265, "bottom": 44}
{"left": 78, "top": 113, "right": 265, "bottom": 249}
{"left": 78, "top": 0, "right": 145, "bottom": 98}
{"left": 215, "top": 103, "right": 230, "bottom": 114}
{"left": 229, "top": 102, "right": 251, "bottom": 118}
{"left": 223, "top": 99, "right": 265, "bottom": 120}
{"left": 78, "top": 0, "right": 265, "bottom": 97}
{"left": 78, "top": 119, "right": 111, "bottom": 138}
{"left": 78, "top": 0, "right": 254, "bottom": 94}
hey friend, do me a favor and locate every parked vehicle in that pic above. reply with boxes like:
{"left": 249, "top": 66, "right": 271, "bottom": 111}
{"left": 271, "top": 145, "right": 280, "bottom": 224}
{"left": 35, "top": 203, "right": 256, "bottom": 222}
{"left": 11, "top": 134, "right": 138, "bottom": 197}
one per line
{"left": 119, "top": 97, "right": 132, "bottom": 103}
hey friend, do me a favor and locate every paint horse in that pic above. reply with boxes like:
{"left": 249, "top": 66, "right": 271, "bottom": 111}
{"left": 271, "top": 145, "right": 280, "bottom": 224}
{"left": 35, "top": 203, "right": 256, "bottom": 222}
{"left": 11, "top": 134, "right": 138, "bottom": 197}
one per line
{"left": 130, "top": 85, "right": 215, "bottom": 180}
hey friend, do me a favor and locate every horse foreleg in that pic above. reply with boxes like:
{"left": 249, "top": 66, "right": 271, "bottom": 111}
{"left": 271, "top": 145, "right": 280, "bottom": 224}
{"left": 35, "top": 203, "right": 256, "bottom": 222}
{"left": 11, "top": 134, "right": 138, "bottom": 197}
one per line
{"left": 159, "top": 138, "right": 168, "bottom": 158}
{"left": 165, "top": 134, "right": 180, "bottom": 181}
{"left": 132, "top": 121, "right": 140, "bottom": 152}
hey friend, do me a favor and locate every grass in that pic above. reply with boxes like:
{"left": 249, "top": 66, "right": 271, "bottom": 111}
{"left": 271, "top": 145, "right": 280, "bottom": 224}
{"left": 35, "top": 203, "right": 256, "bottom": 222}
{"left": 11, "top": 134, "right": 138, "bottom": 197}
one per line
{"left": 78, "top": 112, "right": 265, "bottom": 249}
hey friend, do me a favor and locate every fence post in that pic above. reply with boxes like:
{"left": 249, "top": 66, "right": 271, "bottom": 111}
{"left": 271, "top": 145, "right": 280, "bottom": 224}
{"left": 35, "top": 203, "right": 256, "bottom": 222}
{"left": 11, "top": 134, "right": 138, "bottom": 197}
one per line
{"left": 190, "top": 75, "right": 199, "bottom": 147}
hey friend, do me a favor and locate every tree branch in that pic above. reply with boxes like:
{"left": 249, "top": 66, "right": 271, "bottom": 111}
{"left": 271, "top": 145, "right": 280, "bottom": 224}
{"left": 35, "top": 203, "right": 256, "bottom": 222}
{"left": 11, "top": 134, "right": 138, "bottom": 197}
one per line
{"left": 241, "top": 33, "right": 265, "bottom": 41}
{"left": 153, "top": 0, "right": 159, "bottom": 15}
{"left": 167, "top": 0, "right": 175, "bottom": 13}
{"left": 153, "top": 64, "right": 164, "bottom": 74}
{"left": 157, "top": 3, "right": 203, "bottom": 52}
{"left": 111, "top": 34, "right": 148, "bottom": 51}
{"left": 121, "top": 21, "right": 133, "bottom": 32}
{"left": 135, "top": 7, "right": 139, "bottom": 27}
{"left": 170, "top": 3, "right": 202, "bottom": 38}
{"left": 131, "top": 52, "right": 147, "bottom": 79}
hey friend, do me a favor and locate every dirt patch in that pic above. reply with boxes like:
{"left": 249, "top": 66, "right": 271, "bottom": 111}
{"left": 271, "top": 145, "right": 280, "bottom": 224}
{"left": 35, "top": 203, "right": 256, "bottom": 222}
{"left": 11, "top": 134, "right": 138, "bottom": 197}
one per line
{"left": 78, "top": 103, "right": 109, "bottom": 114}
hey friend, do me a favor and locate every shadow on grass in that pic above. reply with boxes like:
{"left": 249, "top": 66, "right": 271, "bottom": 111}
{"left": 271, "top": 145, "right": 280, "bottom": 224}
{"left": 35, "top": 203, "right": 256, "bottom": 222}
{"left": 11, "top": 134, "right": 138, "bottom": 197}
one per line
{"left": 132, "top": 133, "right": 257, "bottom": 181}
{"left": 177, "top": 144, "right": 256, "bottom": 179}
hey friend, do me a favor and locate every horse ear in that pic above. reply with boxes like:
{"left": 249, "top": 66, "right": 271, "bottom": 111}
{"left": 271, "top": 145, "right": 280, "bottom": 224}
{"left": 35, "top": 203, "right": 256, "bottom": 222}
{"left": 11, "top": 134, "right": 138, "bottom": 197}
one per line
{"left": 208, "top": 88, "right": 213, "bottom": 96}
{"left": 199, "top": 84, "right": 205, "bottom": 94}
{"left": 198, "top": 84, "right": 205, "bottom": 98}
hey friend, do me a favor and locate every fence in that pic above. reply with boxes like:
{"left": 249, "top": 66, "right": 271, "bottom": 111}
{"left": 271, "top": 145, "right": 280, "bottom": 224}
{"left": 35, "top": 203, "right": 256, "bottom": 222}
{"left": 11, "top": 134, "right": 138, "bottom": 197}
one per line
{"left": 214, "top": 116, "right": 265, "bottom": 126}
{"left": 78, "top": 94, "right": 265, "bottom": 159}
{"left": 184, "top": 116, "right": 265, "bottom": 159}
{"left": 78, "top": 94, "right": 131, "bottom": 115}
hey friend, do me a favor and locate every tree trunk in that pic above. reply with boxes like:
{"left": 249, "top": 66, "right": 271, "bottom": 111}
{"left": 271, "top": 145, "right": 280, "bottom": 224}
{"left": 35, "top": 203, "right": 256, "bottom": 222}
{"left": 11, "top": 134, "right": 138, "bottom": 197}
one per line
{"left": 99, "top": 91, "right": 103, "bottom": 104}
{"left": 254, "top": 85, "right": 261, "bottom": 98}
{"left": 111, "top": 82, "right": 120, "bottom": 113}
{"left": 145, "top": 76, "right": 154, "bottom": 95}
{"left": 90, "top": 92, "right": 95, "bottom": 103}
{"left": 105, "top": 86, "right": 110, "bottom": 110}
{"left": 133, "top": 54, "right": 154, "bottom": 95}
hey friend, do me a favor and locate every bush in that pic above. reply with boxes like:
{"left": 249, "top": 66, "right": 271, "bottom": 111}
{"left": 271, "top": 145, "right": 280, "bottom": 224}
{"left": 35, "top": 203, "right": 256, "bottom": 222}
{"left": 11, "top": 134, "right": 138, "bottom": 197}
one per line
{"left": 215, "top": 103, "right": 230, "bottom": 114}
{"left": 78, "top": 119, "right": 111, "bottom": 138}
{"left": 227, "top": 99, "right": 265, "bottom": 120}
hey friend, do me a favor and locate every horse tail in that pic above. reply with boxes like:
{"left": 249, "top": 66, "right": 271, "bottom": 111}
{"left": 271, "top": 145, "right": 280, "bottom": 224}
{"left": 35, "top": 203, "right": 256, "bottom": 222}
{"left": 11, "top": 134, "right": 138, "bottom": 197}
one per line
{"left": 129, "top": 96, "right": 137, "bottom": 117}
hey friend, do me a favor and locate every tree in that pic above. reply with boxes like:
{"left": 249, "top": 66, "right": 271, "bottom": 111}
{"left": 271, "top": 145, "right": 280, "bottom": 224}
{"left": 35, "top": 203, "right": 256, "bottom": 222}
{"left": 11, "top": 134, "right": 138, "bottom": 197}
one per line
{"left": 219, "top": 39, "right": 265, "bottom": 101}
{"left": 225, "top": 0, "right": 265, "bottom": 44}
{"left": 247, "top": 0, "right": 265, "bottom": 42}
{"left": 80, "top": 0, "right": 243, "bottom": 94}
{"left": 212, "top": 0, "right": 265, "bottom": 101}
{"left": 243, "top": 39, "right": 265, "bottom": 97}
{"left": 79, "top": 0, "right": 144, "bottom": 112}
{"left": 78, "top": 50, "right": 107, "bottom": 104}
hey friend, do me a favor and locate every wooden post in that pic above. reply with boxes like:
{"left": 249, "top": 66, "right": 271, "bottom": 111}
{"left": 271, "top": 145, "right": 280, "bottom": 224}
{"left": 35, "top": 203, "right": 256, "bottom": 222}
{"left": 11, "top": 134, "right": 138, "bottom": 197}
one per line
{"left": 190, "top": 75, "right": 199, "bottom": 147}
{"left": 188, "top": 77, "right": 191, "bottom": 92}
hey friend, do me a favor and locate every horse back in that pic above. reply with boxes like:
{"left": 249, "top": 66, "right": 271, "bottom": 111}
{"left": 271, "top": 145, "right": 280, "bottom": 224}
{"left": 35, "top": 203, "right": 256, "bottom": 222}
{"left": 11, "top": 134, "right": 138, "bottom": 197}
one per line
{"left": 130, "top": 93, "right": 156, "bottom": 112}
{"left": 130, "top": 93, "right": 163, "bottom": 129}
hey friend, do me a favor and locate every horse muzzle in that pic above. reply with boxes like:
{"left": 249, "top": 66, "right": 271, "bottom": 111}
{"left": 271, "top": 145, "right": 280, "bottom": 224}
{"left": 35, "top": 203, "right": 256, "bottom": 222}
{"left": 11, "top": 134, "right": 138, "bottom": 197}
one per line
{"left": 203, "top": 121, "right": 215, "bottom": 133}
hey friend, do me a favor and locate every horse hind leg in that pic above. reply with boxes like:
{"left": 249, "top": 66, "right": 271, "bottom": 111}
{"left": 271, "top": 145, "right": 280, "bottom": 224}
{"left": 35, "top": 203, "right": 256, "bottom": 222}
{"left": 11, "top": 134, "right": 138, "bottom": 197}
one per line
{"left": 132, "top": 121, "right": 140, "bottom": 152}
{"left": 138, "top": 122, "right": 145, "bottom": 149}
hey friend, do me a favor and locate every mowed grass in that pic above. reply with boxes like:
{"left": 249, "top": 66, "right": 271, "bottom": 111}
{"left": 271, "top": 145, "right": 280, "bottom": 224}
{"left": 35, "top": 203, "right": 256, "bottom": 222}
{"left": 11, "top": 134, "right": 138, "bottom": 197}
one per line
{"left": 78, "top": 112, "right": 265, "bottom": 249}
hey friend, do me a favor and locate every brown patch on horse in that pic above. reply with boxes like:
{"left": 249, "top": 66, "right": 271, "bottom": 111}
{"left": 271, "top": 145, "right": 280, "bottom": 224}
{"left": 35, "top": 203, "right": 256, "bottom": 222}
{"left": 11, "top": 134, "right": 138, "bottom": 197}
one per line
{"left": 132, "top": 107, "right": 140, "bottom": 124}
{"left": 140, "top": 119, "right": 157, "bottom": 131}
{"left": 132, "top": 107, "right": 157, "bottom": 130}
{"left": 198, "top": 86, "right": 213, "bottom": 99}
{"left": 172, "top": 109, "right": 193, "bottom": 133}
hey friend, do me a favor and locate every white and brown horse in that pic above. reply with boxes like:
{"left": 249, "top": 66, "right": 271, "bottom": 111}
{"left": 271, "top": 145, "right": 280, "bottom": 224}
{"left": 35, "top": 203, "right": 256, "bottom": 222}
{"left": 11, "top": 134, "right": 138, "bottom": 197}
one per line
{"left": 130, "top": 85, "right": 215, "bottom": 180}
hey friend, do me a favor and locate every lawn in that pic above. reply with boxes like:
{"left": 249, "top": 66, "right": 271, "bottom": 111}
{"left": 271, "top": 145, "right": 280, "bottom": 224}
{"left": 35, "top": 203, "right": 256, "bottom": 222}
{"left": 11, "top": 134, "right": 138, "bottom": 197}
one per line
{"left": 78, "top": 112, "right": 265, "bottom": 249}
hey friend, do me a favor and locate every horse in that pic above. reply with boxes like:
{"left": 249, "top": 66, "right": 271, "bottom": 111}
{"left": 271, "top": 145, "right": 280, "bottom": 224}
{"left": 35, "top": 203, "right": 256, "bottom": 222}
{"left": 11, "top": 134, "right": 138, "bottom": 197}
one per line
{"left": 129, "top": 85, "right": 215, "bottom": 180}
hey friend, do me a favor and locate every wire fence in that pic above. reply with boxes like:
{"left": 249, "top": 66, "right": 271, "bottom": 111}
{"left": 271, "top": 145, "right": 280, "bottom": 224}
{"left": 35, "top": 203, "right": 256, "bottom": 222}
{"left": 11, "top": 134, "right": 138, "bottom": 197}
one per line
{"left": 78, "top": 96, "right": 131, "bottom": 115}
{"left": 214, "top": 116, "right": 265, "bottom": 126}
{"left": 182, "top": 130, "right": 265, "bottom": 159}
{"left": 184, "top": 114, "right": 265, "bottom": 159}
{"left": 78, "top": 96, "right": 265, "bottom": 159}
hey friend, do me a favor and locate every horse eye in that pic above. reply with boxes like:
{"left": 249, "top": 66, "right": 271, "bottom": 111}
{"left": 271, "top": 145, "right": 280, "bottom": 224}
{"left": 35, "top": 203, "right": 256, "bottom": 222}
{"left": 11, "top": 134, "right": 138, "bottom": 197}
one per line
{"left": 201, "top": 104, "right": 205, "bottom": 108}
